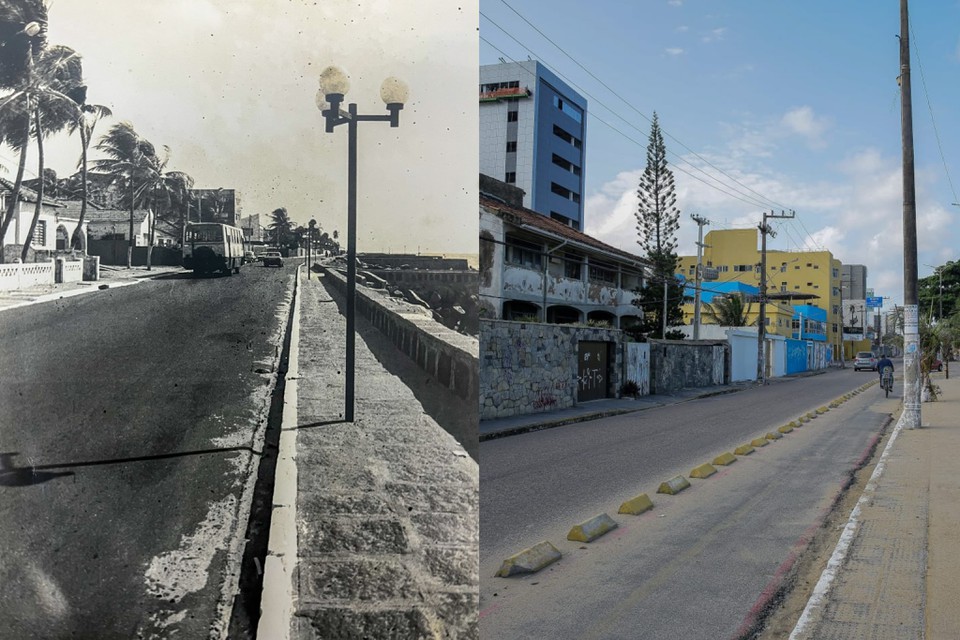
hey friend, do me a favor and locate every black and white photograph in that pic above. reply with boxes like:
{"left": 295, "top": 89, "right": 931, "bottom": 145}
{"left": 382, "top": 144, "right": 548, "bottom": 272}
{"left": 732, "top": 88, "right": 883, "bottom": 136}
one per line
{"left": 0, "top": 1, "right": 478, "bottom": 638}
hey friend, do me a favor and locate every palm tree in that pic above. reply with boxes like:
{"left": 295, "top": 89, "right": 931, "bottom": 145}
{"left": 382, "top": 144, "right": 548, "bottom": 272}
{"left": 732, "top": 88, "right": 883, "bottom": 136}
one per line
{"left": 143, "top": 148, "right": 193, "bottom": 270}
{"left": 17, "top": 44, "right": 82, "bottom": 263}
{"left": 92, "top": 122, "right": 157, "bottom": 268}
{"left": 268, "top": 207, "right": 292, "bottom": 247}
{"left": 67, "top": 98, "right": 112, "bottom": 250}
{"left": 0, "top": 4, "right": 79, "bottom": 262}
{"left": 702, "top": 292, "right": 753, "bottom": 327}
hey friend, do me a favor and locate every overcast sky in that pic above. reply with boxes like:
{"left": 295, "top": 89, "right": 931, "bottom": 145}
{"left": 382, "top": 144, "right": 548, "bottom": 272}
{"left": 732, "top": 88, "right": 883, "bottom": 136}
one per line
{"left": 8, "top": 0, "right": 478, "bottom": 255}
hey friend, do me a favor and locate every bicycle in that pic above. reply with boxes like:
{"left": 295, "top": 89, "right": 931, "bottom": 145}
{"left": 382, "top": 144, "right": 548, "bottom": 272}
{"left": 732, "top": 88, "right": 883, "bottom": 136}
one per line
{"left": 880, "top": 366, "right": 894, "bottom": 398}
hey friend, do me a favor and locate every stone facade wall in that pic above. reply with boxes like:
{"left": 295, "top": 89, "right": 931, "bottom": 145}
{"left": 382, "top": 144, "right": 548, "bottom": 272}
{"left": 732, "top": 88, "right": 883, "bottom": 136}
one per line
{"left": 480, "top": 319, "right": 624, "bottom": 420}
{"left": 648, "top": 339, "right": 728, "bottom": 394}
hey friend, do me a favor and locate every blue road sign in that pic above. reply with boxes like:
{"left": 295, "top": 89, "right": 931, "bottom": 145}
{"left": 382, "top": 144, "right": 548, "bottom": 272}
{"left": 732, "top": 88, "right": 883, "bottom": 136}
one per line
{"left": 866, "top": 296, "right": 882, "bottom": 309}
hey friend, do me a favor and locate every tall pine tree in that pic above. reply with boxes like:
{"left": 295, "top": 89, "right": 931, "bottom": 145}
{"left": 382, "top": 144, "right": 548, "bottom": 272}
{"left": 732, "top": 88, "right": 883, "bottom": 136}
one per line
{"left": 632, "top": 112, "right": 685, "bottom": 339}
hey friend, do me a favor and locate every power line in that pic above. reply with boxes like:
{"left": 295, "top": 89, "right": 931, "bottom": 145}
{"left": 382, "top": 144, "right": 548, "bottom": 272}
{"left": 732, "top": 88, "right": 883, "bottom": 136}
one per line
{"left": 479, "top": 22, "right": 777, "bottom": 211}
{"left": 481, "top": 10, "right": 830, "bottom": 253}
{"left": 910, "top": 23, "right": 959, "bottom": 206}
{"left": 489, "top": 0, "right": 792, "bottom": 211}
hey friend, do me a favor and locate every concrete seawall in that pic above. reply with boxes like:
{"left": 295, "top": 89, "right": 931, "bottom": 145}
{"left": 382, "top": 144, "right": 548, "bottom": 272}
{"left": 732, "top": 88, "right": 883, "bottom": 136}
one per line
{"left": 320, "top": 266, "right": 479, "bottom": 406}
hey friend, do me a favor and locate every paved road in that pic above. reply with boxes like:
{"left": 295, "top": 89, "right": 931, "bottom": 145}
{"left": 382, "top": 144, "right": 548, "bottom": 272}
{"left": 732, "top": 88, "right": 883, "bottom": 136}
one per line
{"left": 0, "top": 261, "right": 295, "bottom": 639}
{"left": 480, "top": 367, "right": 896, "bottom": 639}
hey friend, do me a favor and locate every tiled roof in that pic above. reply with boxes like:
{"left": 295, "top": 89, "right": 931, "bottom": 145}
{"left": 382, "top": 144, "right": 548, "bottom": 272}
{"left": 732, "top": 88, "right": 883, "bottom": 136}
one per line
{"left": 56, "top": 199, "right": 104, "bottom": 218}
{"left": 0, "top": 176, "right": 63, "bottom": 207}
{"left": 479, "top": 194, "right": 649, "bottom": 266}
{"left": 85, "top": 208, "right": 151, "bottom": 224}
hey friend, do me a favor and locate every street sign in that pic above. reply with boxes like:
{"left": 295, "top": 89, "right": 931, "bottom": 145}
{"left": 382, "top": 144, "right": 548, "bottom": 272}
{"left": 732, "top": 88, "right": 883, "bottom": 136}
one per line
{"left": 866, "top": 296, "right": 882, "bottom": 309}
{"left": 702, "top": 267, "right": 719, "bottom": 281}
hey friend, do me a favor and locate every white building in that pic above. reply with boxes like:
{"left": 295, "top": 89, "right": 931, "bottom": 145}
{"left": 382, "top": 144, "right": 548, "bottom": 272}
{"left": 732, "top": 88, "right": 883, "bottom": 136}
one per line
{"left": 479, "top": 176, "right": 648, "bottom": 328}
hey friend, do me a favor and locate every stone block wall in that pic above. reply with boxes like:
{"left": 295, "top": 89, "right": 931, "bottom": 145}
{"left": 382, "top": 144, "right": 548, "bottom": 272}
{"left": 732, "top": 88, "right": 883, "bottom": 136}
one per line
{"left": 480, "top": 319, "right": 625, "bottom": 420}
{"left": 649, "top": 339, "right": 727, "bottom": 394}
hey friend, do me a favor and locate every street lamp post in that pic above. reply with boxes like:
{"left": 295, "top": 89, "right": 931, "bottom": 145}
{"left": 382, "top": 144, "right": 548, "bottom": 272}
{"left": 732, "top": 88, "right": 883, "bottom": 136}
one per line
{"left": 317, "top": 66, "right": 407, "bottom": 422}
{"left": 307, "top": 218, "right": 317, "bottom": 280}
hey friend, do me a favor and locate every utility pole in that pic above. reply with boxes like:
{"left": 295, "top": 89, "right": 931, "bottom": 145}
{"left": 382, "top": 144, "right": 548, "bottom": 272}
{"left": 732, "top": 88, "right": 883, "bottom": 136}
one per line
{"left": 838, "top": 273, "right": 846, "bottom": 367}
{"left": 757, "top": 209, "right": 795, "bottom": 384}
{"left": 691, "top": 213, "right": 710, "bottom": 340}
{"left": 900, "top": 0, "right": 921, "bottom": 428}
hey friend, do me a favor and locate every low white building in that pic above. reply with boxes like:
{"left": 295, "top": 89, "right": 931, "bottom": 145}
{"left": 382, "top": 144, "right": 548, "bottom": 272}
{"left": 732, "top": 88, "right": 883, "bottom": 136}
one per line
{"left": 0, "top": 179, "right": 87, "bottom": 258}
{"left": 85, "top": 207, "right": 155, "bottom": 246}
{"left": 479, "top": 176, "right": 649, "bottom": 328}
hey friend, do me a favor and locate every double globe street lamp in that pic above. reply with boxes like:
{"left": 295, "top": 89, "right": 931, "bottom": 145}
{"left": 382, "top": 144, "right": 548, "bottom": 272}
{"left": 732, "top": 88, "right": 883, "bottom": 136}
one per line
{"left": 317, "top": 66, "right": 408, "bottom": 422}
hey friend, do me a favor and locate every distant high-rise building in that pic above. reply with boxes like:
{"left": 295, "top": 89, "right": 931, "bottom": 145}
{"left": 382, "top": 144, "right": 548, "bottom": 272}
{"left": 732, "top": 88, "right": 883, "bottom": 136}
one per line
{"left": 480, "top": 60, "right": 587, "bottom": 230}
{"left": 841, "top": 264, "right": 868, "bottom": 301}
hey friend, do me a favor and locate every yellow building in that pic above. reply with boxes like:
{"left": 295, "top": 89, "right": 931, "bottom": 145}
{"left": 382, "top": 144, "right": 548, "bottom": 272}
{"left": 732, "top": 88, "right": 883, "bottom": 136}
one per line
{"left": 677, "top": 228, "right": 842, "bottom": 353}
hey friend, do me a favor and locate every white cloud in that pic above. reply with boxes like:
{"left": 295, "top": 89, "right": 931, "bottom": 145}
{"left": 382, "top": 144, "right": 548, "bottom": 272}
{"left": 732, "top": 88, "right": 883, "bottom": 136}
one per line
{"left": 676, "top": 25, "right": 689, "bottom": 33}
{"left": 780, "top": 106, "right": 830, "bottom": 149}
{"left": 584, "top": 140, "right": 956, "bottom": 306}
{"left": 665, "top": 47, "right": 685, "bottom": 56}
{"left": 702, "top": 27, "right": 727, "bottom": 43}
{"left": 668, "top": 0, "right": 683, "bottom": 6}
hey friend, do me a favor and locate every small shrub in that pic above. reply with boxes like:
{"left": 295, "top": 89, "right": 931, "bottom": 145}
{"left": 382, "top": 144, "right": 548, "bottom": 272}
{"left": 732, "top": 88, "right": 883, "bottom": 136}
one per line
{"left": 621, "top": 379, "right": 640, "bottom": 398}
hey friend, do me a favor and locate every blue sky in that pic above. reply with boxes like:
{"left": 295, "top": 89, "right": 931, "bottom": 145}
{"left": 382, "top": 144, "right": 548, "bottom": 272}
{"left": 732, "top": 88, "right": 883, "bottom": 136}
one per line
{"left": 481, "top": 0, "right": 960, "bottom": 306}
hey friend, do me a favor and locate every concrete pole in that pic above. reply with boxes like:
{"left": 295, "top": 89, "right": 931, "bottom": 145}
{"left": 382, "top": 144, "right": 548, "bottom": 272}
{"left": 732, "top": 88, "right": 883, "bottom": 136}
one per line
{"left": 691, "top": 214, "right": 709, "bottom": 340}
{"left": 757, "top": 214, "right": 768, "bottom": 384}
{"left": 900, "top": 0, "right": 921, "bottom": 428}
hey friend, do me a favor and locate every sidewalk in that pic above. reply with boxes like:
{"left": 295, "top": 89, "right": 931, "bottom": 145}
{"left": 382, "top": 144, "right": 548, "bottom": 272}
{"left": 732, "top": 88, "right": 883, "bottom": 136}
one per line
{"left": 790, "top": 371, "right": 960, "bottom": 639}
{"left": 286, "top": 270, "right": 478, "bottom": 638}
{"left": 0, "top": 264, "right": 181, "bottom": 312}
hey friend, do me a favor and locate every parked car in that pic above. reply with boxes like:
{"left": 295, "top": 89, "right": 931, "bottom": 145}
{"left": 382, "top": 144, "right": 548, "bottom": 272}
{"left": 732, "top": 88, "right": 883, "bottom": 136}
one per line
{"left": 262, "top": 251, "right": 284, "bottom": 267}
{"left": 243, "top": 250, "right": 257, "bottom": 264}
{"left": 853, "top": 351, "right": 878, "bottom": 371}
{"left": 932, "top": 358, "right": 944, "bottom": 372}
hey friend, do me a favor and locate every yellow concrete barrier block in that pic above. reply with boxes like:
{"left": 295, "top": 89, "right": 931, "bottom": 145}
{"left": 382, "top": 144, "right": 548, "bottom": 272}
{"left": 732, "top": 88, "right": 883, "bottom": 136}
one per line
{"left": 567, "top": 513, "right": 618, "bottom": 542}
{"left": 496, "top": 541, "right": 562, "bottom": 577}
{"left": 765, "top": 431, "right": 782, "bottom": 441}
{"left": 734, "top": 444, "right": 755, "bottom": 456}
{"left": 690, "top": 463, "right": 717, "bottom": 479}
{"left": 618, "top": 493, "right": 654, "bottom": 515}
{"left": 750, "top": 437, "right": 769, "bottom": 448}
{"left": 816, "top": 406, "right": 828, "bottom": 414}
{"left": 789, "top": 420, "right": 800, "bottom": 428}
{"left": 713, "top": 452, "right": 737, "bottom": 466}
{"left": 778, "top": 425, "right": 794, "bottom": 434}
{"left": 657, "top": 475, "right": 691, "bottom": 495}
{"left": 806, "top": 412, "right": 817, "bottom": 420}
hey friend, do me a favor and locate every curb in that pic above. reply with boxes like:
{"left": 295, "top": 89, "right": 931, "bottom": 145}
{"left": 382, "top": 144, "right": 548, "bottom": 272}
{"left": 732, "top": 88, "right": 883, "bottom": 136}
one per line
{"left": 479, "top": 386, "right": 749, "bottom": 442}
{"left": 256, "top": 264, "right": 302, "bottom": 640}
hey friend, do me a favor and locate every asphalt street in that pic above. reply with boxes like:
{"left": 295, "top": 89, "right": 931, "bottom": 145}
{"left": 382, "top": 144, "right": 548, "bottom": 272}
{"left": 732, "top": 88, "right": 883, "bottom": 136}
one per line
{"left": 480, "top": 367, "right": 897, "bottom": 639}
{"left": 0, "top": 261, "right": 295, "bottom": 639}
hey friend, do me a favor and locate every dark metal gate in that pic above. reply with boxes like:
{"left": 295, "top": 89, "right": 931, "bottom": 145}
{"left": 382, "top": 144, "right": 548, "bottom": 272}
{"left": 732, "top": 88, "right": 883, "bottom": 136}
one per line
{"left": 577, "top": 341, "right": 609, "bottom": 402}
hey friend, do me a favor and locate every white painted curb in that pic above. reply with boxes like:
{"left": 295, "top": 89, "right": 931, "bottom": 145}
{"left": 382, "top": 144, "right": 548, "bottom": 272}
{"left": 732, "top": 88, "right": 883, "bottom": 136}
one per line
{"left": 257, "top": 265, "right": 302, "bottom": 640}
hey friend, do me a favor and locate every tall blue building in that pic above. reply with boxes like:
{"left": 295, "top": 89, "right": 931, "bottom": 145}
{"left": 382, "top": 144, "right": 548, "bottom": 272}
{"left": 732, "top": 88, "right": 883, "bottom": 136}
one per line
{"left": 480, "top": 60, "right": 587, "bottom": 230}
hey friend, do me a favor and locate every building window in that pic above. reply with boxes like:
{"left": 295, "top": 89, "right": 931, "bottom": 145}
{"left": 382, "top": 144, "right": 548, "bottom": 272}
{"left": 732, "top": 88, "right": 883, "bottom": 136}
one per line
{"left": 550, "top": 211, "right": 574, "bottom": 227}
{"left": 563, "top": 252, "right": 582, "bottom": 279}
{"left": 505, "top": 236, "right": 541, "bottom": 269}
{"left": 505, "top": 172, "right": 516, "bottom": 184}
{"left": 552, "top": 95, "right": 583, "bottom": 123}
{"left": 507, "top": 110, "right": 518, "bottom": 122}
{"left": 832, "top": 268, "right": 839, "bottom": 278}
{"left": 506, "top": 140, "right": 517, "bottom": 153}
{"left": 552, "top": 124, "right": 582, "bottom": 149}
{"left": 551, "top": 182, "right": 582, "bottom": 204}
{"left": 551, "top": 153, "right": 582, "bottom": 176}
{"left": 32, "top": 220, "right": 46, "bottom": 246}
{"left": 589, "top": 262, "right": 616, "bottom": 285}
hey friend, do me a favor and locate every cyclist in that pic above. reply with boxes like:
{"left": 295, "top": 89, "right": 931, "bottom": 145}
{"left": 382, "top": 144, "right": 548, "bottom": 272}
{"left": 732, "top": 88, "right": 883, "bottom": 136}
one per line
{"left": 876, "top": 355, "right": 894, "bottom": 387}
